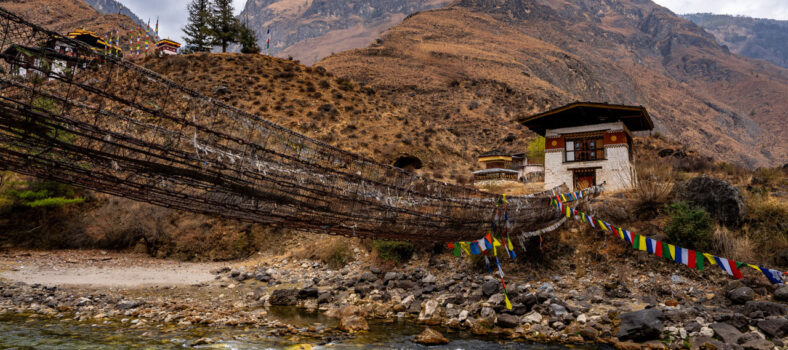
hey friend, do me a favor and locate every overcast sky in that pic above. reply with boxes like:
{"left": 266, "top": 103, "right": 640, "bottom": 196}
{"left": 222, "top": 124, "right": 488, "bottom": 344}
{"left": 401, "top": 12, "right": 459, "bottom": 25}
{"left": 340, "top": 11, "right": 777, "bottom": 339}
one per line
{"left": 116, "top": 0, "right": 788, "bottom": 44}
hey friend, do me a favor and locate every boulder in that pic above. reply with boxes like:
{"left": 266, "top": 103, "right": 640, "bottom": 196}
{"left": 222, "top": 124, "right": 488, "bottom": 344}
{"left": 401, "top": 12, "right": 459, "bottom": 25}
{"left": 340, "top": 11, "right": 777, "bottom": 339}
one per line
{"left": 756, "top": 318, "right": 788, "bottom": 338}
{"left": 740, "top": 338, "right": 775, "bottom": 350}
{"left": 413, "top": 327, "right": 450, "bottom": 345}
{"left": 496, "top": 313, "right": 519, "bottom": 328}
{"left": 616, "top": 308, "right": 663, "bottom": 342}
{"left": 298, "top": 287, "right": 319, "bottom": 299}
{"left": 338, "top": 315, "right": 369, "bottom": 332}
{"left": 774, "top": 285, "right": 788, "bottom": 301}
{"left": 674, "top": 176, "right": 744, "bottom": 225}
{"left": 418, "top": 300, "right": 439, "bottom": 321}
{"left": 728, "top": 287, "right": 755, "bottom": 304}
{"left": 482, "top": 280, "right": 499, "bottom": 296}
{"left": 710, "top": 322, "right": 743, "bottom": 344}
{"left": 270, "top": 289, "right": 299, "bottom": 306}
{"left": 744, "top": 301, "right": 787, "bottom": 317}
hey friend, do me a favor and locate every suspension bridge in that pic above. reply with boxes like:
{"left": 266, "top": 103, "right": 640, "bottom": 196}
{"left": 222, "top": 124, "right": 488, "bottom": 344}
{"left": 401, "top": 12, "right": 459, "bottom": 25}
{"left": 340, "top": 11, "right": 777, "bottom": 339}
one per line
{"left": 0, "top": 8, "right": 565, "bottom": 242}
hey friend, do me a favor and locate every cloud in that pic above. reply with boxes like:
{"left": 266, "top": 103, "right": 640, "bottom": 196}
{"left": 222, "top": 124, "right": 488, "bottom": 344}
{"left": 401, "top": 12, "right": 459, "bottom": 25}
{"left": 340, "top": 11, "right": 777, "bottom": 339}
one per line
{"left": 652, "top": 0, "right": 788, "bottom": 20}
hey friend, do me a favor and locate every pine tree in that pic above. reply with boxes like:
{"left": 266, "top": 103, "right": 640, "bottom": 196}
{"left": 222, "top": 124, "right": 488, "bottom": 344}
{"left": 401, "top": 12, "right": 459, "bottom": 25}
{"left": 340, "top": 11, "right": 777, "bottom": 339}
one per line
{"left": 210, "top": 0, "right": 239, "bottom": 53}
{"left": 238, "top": 22, "right": 260, "bottom": 54}
{"left": 182, "top": 0, "right": 213, "bottom": 53}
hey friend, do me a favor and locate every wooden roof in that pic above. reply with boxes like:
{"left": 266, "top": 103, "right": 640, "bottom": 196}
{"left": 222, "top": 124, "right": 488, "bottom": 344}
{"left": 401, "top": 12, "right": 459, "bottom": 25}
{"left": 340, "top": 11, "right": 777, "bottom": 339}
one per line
{"left": 156, "top": 39, "right": 181, "bottom": 48}
{"left": 517, "top": 102, "right": 654, "bottom": 136}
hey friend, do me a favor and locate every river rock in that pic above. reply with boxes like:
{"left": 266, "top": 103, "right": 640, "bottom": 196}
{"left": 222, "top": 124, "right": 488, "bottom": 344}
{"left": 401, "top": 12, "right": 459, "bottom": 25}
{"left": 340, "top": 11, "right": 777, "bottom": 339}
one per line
{"left": 398, "top": 280, "right": 417, "bottom": 290}
{"left": 338, "top": 315, "right": 369, "bottom": 332}
{"left": 117, "top": 300, "right": 143, "bottom": 310}
{"left": 740, "top": 338, "right": 775, "bottom": 350}
{"left": 616, "top": 308, "right": 663, "bottom": 341}
{"left": 744, "top": 301, "right": 787, "bottom": 317}
{"left": 674, "top": 176, "right": 744, "bottom": 225}
{"left": 522, "top": 311, "right": 542, "bottom": 324}
{"left": 728, "top": 287, "right": 755, "bottom": 304}
{"left": 413, "top": 327, "right": 449, "bottom": 345}
{"left": 756, "top": 318, "right": 788, "bottom": 338}
{"left": 458, "top": 310, "right": 469, "bottom": 322}
{"left": 774, "top": 285, "right": 788, "bottom": 301}
{"left": 482, "top": 280, "right": 499, "bottom": 296}
{"left": 360, "top": 272, "right": 377, "bottom": 283}
{"left": 270, "top": 289, "right": 299, "bottom": 306}
{"left": 497, "top": 313, "right": 519, "bottom": 328}
{"left": 383, "top": 272, "right": 398, "bottom": 283}
{"left": 710, "top": 322, "right": 743, "bottom": 344}
{"left": 421, "top": 274, "right": 437, "bottom": 284}
{"left": 418, "top": 300, "right": 438, "bottom": 321}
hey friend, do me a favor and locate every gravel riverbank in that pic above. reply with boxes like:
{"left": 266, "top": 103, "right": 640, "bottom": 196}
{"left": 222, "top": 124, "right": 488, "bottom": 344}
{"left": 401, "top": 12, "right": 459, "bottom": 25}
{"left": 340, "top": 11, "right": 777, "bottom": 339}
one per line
{"left": 1, "top": 249, "right": 787, "bottom": 349}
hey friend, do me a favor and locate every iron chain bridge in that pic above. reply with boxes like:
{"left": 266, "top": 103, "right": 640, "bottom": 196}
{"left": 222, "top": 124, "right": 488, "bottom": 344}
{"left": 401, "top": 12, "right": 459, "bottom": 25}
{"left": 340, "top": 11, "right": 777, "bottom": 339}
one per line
{"left": 0, "top": 8, "right": 567, "bottom": 242}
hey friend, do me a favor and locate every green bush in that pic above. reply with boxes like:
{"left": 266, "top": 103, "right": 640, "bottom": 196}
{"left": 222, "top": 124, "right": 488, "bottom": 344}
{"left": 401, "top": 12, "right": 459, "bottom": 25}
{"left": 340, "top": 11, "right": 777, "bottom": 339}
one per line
{"left": 325, "top": 243, "right": 354, "bottom": 268}
{"left": 664, "top": 201, "right": 713, "bottom": 251}
{"left": 373, "top": 240, "right": 414, "bottom": 263}
{"left": 2, "top": 179, "right": 83, "bottom": 208}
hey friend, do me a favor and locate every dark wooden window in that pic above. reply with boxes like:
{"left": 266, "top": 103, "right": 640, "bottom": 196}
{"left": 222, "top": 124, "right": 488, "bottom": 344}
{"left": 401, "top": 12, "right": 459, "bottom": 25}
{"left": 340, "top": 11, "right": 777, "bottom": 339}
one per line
{"left": 565, "top": 137, "right": 605, "bottom": 162}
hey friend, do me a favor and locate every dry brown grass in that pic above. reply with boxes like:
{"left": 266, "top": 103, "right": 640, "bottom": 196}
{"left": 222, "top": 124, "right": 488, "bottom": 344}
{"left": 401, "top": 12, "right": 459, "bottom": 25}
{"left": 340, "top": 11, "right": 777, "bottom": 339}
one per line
{"left": 711, "top": 225, "right": 755, "bottom": 263}
{"left": 631, "top": 158, "right": 675, "bottom": 220}
{"left": 289, "top": 235, "right": 357, "bottom": 268}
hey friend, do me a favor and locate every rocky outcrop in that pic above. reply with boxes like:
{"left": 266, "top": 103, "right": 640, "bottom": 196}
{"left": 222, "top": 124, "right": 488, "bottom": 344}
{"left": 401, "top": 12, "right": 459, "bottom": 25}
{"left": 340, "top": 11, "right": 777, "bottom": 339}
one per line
{"left": 238, "top": 0, "right": 452, "bottom": 64}
{"left": 683, "top": 13, "right": 788, "bottom": 69}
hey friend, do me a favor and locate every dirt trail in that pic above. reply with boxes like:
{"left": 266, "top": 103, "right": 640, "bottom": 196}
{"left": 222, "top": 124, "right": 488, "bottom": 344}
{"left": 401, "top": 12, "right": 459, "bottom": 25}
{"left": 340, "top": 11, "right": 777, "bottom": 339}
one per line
{"left": 0, "top": 250, "right": 223, "bottom": 288}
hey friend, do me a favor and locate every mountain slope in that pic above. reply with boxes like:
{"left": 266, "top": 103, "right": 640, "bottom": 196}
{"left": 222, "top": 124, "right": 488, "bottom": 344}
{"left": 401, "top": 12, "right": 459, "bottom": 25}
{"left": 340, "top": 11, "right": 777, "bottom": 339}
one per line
{"left": 0, "top": 0, "right": 140, "bottom": 36}
{"left": 319, "top": 0, "right": 788, "bottom": 168}
{"left": 82, "top": 0, "right": 149, "bottom": 31}
{"left": 683, "top": 13, "right": 788, "bottom": 69}
{"left": 238, "top": 0, "right": 452, "bottom": 65}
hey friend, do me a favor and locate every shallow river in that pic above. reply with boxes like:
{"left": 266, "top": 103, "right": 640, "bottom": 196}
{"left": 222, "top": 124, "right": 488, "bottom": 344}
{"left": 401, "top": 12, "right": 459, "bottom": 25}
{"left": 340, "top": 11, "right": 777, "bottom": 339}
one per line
{"left": 0, "top": 308, "right": 612, "bottom": 349}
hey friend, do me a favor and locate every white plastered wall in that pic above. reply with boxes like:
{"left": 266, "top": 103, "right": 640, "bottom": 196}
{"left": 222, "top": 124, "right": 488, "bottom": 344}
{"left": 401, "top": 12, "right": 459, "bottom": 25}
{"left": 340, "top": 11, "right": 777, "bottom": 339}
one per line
{"left": 543, "top": 121, "right": 635, "bottom": 192}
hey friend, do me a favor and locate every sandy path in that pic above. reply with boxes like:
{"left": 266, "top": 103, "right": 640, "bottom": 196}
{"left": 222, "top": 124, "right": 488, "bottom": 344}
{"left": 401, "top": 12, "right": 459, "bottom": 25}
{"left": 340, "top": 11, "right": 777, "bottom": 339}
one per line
{"left": 0, "top": 250, "right": 224, "bottom": 288}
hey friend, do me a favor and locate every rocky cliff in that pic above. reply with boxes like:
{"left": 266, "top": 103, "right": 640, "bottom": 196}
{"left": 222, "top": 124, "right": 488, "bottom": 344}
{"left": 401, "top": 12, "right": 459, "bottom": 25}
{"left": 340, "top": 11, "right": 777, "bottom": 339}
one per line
{"left": 683, "top": 13, "right": 788, "bottom": 69}
{"left": 238, "top": 0, "right": 452, "bottom": 65}
{"left": 82, "top": 0, "right": 149, "bottom": 30}
{"left": 319, "top": 0, "right": 788, "bottom": 168}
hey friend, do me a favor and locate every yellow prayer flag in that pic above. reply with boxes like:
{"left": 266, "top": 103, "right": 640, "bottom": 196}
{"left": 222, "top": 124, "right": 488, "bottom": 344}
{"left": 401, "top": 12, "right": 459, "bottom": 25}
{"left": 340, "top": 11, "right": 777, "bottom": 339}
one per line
{"left": 703, "top": 253, "right": 717, "bottom": 265}
{"left": 668, "top": 244, "right": 676, "bottom": 260}
{"left": 617, "top": 227, "right": 625, "bottom": 240}
{"left": 638, "top": 235, "right": 648, "bottom": 251}
{"left": 505, "top": 294, "right": 512, "bottom": 310}
{"left": 460, "top": 242, "right": 471, "bottom": 256}
{"left": 507, "top": 238, "right": 514, "bottom": 251}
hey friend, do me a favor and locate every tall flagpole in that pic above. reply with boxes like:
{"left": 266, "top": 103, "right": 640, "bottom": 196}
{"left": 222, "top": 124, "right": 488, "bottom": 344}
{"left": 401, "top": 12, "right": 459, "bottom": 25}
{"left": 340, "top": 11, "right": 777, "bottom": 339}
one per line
{"left": 266, "top": 27, "right": 270, "bottom": 56}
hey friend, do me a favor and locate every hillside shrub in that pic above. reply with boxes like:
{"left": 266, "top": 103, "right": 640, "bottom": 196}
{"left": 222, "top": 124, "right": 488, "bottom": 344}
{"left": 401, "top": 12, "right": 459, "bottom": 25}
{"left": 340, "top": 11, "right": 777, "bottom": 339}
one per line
{"left": 664, "top": 201, "right": 713, "bottom": 251}
{"left": 373, "top": 240, "right": 414, "bottom": 263}
{"left": 324, "top": 241, "right": 354, "bottom": 268}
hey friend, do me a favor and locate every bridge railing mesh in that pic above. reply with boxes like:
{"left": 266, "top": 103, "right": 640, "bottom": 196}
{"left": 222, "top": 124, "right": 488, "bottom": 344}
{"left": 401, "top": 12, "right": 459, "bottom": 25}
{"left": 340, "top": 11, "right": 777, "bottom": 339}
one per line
{"left": 0, "top": 9, "right": 561, "bottom": 241}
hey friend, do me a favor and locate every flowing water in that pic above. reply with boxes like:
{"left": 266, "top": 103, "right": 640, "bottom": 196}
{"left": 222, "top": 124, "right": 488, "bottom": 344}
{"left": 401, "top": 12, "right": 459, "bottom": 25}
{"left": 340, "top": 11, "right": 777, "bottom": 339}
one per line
{"left": 0, "top": 308, "right": 612, "bottom": 349}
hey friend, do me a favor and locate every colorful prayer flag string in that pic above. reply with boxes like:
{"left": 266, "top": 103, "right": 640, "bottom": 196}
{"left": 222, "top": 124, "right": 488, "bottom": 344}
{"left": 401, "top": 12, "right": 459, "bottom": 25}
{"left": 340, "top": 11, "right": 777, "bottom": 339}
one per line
{"left": 552, "top": 195, "right": 786, "bottom": 284}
